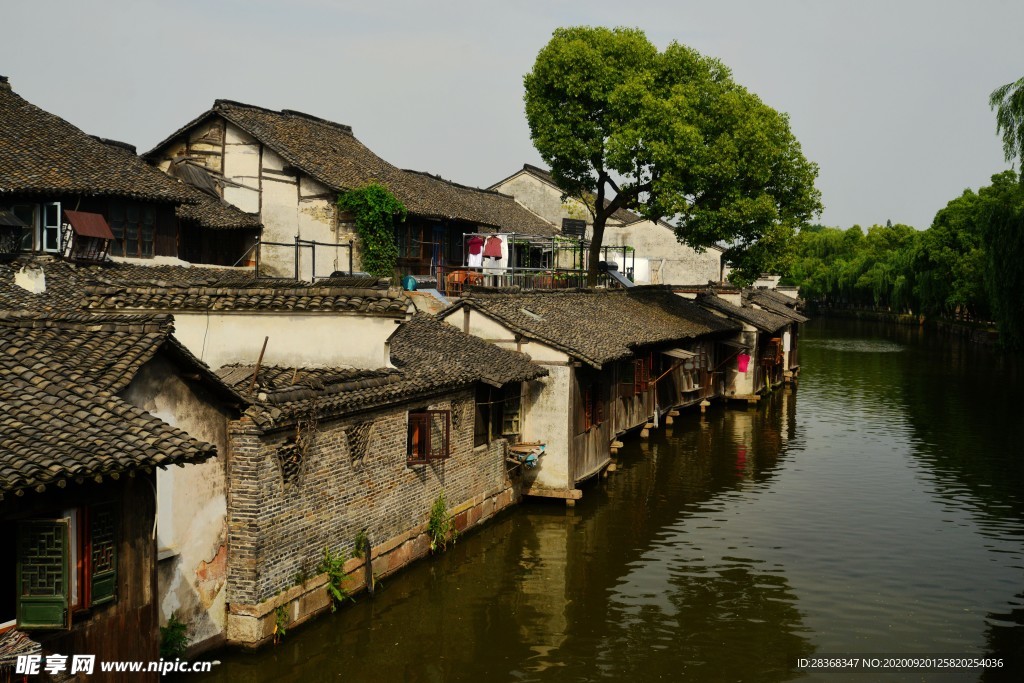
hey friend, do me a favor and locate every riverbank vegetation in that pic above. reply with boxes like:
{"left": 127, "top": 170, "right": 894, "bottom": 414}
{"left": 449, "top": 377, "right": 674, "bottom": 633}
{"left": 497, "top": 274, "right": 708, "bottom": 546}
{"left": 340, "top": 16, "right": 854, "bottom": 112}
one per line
{"left": 781, "top": 170, "right": 1024, "bottom": 349}
{"left": 781, "top": 75, "right": 1024, "bottom": 350}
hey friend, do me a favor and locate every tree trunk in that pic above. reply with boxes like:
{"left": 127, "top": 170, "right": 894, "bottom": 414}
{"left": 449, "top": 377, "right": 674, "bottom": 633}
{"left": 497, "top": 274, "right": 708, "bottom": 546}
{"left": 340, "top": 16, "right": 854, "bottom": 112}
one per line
{"left": 587, "top": 212, "right": 607, "bottom": 287}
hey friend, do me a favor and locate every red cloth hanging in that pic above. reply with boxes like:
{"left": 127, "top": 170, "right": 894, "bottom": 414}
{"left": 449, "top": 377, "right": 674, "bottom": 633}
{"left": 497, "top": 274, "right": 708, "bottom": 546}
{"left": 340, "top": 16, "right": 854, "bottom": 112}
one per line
{"left": 737, "top": 353, "right": 750, "bottom": 373}
{"left": 483, "top": 235, "right": 503, "bottom": 258}
{"left": 467, "top": 235, "right": 484, "bottom": 255}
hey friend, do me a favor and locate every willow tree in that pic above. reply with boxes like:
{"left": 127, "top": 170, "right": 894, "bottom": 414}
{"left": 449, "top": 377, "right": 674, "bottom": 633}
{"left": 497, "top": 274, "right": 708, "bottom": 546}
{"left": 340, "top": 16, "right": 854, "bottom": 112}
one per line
{"left": 990, "top": 76, "right": 1024, "bottom": 172}
{"left": 524, "top": 26, "right": 822, "bottom": 284}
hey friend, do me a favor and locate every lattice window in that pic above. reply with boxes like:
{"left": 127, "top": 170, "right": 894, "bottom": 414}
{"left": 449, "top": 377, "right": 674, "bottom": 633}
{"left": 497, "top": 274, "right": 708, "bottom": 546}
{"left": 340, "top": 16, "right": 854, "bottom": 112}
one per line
{"left": 407, "top": 410, "right": 451, "bottom": 465}
{"left": 346, "top": 421, "right": 373, "bottom": 464}
{"left": 451, "top": 401, "right": 466, "bottom": 433}
{"left": 276, "top": 438, "right": 304, "bottom": 487}
{"left": 89, "top": 502, "right": 117, "bottom": 606}
{"left": 17, "top": 519, "right": 69, "bottom": 629}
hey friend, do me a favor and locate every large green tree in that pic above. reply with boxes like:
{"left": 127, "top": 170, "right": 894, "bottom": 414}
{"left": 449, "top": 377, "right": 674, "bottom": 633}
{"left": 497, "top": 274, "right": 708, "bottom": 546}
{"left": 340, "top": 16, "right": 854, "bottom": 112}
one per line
{"left": 523, "top": 26, "right": 822, "bottom": 284}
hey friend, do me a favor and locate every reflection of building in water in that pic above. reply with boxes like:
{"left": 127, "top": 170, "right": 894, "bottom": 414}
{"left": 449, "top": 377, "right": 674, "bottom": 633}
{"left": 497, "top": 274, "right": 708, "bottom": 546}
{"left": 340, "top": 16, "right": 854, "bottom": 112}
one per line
{"left": 515, "top": 515, "right": 576, "bottom": 661}
{"left": 713, "top": 388, "right": 796, "bottom": 481}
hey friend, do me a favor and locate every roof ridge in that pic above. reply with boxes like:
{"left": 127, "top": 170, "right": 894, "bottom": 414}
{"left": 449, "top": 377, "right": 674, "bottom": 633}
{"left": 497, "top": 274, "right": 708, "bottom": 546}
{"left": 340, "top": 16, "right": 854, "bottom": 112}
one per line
{"left": 213, "top": 99, "right": 354, "bottom": 135}
{"left": 90, "top": 136, "right": 138, "bottom": 154}
{"left": 400, "top": 168, "right": 515, "bottom": 198}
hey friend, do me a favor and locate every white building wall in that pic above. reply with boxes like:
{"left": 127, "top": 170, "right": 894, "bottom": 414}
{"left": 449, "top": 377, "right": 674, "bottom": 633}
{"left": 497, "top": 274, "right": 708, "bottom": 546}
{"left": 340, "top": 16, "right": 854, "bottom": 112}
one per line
{"left": 604, "top": 221, "right": 721, "bottom": 285}
{"left": 444, "top": 308, "right": 574, "bottom": 492}
{"left": 494, "top": 171, "right": 722, "bottom": 285}
{"left": 171, "top": 311, "right": 402, "bottom": 370}
{"left": 222, "top": 125, "right": 261, "bottom": 214}
{"left": 121, "top": 357, "right": 232, "bottom": 654}
{"left": 492, "top": 173, "right": 591, "bottom": 231}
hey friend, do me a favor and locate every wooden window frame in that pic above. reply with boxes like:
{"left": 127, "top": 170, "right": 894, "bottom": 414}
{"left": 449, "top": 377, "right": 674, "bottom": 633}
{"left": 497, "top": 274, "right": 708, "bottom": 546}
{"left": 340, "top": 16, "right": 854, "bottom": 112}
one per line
{"left": 15, "top": 502, "right": 118, "bottom": 630}
{"left": 582, "top": 382, "right": 606, "bottom": 432}
{"left": 407, "top": 410, "right": 451, "bottom": 465}
{"left": 501, "top": 384, "right": 522, "bottom": 437}
{"left": 108, "top": 201, "right": 156, "bottom": 259}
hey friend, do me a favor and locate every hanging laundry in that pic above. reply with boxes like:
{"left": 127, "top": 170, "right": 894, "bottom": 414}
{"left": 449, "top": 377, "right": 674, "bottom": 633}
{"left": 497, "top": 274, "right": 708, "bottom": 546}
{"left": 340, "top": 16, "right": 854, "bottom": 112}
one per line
{"left": 483, "top": 235, "right": 503, "bottom": 258}
{"left": 466, "top": 234, "right": 484, "bottom": 267}
{"left": 482, "top": 234, "right": 509, "bottom": 278}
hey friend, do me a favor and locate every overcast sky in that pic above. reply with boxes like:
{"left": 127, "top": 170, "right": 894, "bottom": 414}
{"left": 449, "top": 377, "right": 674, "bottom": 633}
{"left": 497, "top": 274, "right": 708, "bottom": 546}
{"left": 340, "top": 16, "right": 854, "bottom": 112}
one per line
{"left": 3, "top": 0, "right": 1022, "bottom": 230}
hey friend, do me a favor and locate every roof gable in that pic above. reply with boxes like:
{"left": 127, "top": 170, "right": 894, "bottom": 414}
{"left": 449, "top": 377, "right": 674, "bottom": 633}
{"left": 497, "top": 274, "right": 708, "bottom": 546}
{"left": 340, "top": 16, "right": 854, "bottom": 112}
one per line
{"left": 148, "top": 101, "right": 556, "bottom": 235}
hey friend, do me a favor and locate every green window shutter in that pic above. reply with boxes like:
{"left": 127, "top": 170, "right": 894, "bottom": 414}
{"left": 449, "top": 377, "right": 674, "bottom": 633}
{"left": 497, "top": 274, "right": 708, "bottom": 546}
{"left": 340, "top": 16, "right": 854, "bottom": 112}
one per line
{"left": 17, "top": 519, "right": 70, "bottom": 629}
{"left": 89, "top": 502, "right": 118, "bottom": 607}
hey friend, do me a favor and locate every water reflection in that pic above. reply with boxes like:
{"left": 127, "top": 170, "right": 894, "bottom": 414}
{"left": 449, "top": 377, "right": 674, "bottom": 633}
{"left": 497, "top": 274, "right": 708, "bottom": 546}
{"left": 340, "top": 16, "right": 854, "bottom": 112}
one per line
{"left": 186, "top": 320, "right": 1024, "bottom": 682}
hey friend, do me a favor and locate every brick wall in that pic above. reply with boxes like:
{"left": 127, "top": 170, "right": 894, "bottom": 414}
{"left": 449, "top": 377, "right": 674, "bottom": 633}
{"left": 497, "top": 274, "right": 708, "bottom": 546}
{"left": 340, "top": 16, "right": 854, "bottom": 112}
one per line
{"left": 226, "top": 387, "right": 511, "bottom": 610}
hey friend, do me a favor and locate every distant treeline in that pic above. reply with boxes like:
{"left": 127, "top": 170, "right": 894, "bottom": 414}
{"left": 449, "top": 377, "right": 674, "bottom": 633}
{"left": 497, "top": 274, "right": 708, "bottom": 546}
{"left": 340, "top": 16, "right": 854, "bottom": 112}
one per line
{"left": 781, "top": 170, "right": 1024, "bottom": 350}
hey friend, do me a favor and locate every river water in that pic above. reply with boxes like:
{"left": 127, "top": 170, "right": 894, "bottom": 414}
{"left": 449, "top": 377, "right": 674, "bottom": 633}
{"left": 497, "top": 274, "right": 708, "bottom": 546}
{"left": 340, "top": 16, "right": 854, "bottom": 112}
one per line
{"left": 190, "top": 319, "right": 1024, "bottom": 682}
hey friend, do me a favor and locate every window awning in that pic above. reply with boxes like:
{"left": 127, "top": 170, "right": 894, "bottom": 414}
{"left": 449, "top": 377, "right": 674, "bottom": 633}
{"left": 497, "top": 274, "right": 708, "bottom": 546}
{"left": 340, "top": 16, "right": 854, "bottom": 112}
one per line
{"left": 719, "top": 339, "right": 752, "bottom": 351}
{"left": 0, "top": 209, "right": 28, "bottom": 228}
{"left": 64, "top": 210, "right": 114, "bottom": 239}
{"left": 661, "top": 347, "right": 696, "bottom": 360}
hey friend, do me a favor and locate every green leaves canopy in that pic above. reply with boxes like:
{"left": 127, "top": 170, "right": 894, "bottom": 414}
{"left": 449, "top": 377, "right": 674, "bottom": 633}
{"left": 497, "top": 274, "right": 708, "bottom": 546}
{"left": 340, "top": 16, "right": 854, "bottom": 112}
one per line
{"left": 524, "top": 26, "right": 822, "bottom": 284}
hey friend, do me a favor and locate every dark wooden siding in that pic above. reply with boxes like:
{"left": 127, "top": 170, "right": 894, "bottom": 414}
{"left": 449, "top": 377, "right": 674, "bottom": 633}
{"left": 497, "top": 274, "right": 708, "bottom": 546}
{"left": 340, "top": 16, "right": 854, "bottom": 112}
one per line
{"left": 1, "top": 476, "right": 160, "bottom": 683}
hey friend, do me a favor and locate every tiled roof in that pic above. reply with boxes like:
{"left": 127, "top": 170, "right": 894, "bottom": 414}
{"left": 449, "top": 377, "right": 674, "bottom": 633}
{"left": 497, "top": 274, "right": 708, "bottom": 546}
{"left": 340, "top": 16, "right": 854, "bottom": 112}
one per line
{"left": 0, "top": 258, "right": 107, "bottom": 312}
{"left": 447, "top": 286, "right": 740, "bottom": 367}
{"left": 176, "top": 185, "right": 262, "bottom": 231}
{"left": 83, "top": 278, "right": 412, "bottom": 314}
{"left": 0, "top": 313, "right": 220, "bottom": 497}
{"left": 148, "top": 101, "right": 557, "bottom": 235}
{"left": 217, "top": 314, "right": 546, "bottom": 428}
{"left": 745, "top": 289, "right": 809, "bottom": 323}
{"left": 0, "top": 80, "right": 193, "bottom": 203}
{"left": 0, "top": 311, "right": 246, "bottom": 405}
{"left": 696, "top": 293, "right": 793, "bottom": 334}
{"left": 0, "top": 256, "right": 410, "bottom": 315}
{"left": 219, "top": 363, "right": 446, "bottom": 429}
{"left": 389, "top": 314, "right": 547, "bottom": 387}
{"left": 0, "top": 312, "right": 173, "bottom": 393}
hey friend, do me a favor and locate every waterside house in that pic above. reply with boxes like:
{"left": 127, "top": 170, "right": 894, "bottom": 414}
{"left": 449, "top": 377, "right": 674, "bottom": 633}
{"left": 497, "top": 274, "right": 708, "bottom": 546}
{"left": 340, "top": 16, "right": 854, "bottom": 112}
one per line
{"left": 212, "top": 314, "right": 547, "bottom": 646}
{"left": 0, "top": 312, "right": 231, "bottom": 681}
{"left": 0, "top": 76, "right": 260, "bottom": 268}
{"left": 745, "top": 288, "right": 809, "bottom": 381}
{"left": 681, "top": 288, "right": 807, "bottom": 399}
{"left": 143, "top": 102, "right": 556, "bottom": 283}
{"left": 438, "top": 287, "right": 740, "bottom": 501}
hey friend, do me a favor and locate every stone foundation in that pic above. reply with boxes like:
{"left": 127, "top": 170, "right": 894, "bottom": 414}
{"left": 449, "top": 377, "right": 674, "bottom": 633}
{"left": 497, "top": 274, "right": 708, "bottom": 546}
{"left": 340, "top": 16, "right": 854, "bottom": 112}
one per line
{"left": 225, "top": 484, "right": 518, "bottom": 647}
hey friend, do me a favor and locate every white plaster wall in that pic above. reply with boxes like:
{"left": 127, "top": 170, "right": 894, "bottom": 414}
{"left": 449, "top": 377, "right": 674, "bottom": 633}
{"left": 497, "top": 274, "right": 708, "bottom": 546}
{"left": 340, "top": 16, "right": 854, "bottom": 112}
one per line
{"left": 521, "top": 363, "right": 572, "bottom": 491}
{"left": 121, "top": 357, "right": 231, "bottom": 651}
{"left": 222, "top": 124, "right": 261, "bottom": 214}
{"left": 782, "top": 329, "right": 792, "bottom": 371}
{"left": 493, "top": 173, "right": 590, "bottom": 228}
{"left": 730, "top": 328, "right": 759, "bottom": 396}
{"left": 604, "top": 222, "right": 721, "bottom": 285}
{"left": 171, "top": 311, "right": 401, "bottom": 370}
{"left": 720, "top": 291, "right": 743, "bottom": 306}
{"left": 754, "top": 275, "right": 782, "bottom": 289}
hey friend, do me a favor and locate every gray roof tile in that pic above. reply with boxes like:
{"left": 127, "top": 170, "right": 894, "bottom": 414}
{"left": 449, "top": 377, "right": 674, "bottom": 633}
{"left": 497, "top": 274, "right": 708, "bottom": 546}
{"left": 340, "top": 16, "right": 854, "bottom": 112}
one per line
{"left": 697, "top": 293, "right": 793, "bottom": 333}
{"left": 449, "top": 286, "right": 740, "bottom": 367}
{"left": 0, "top": 313, "right": 223, "bottom": 496}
